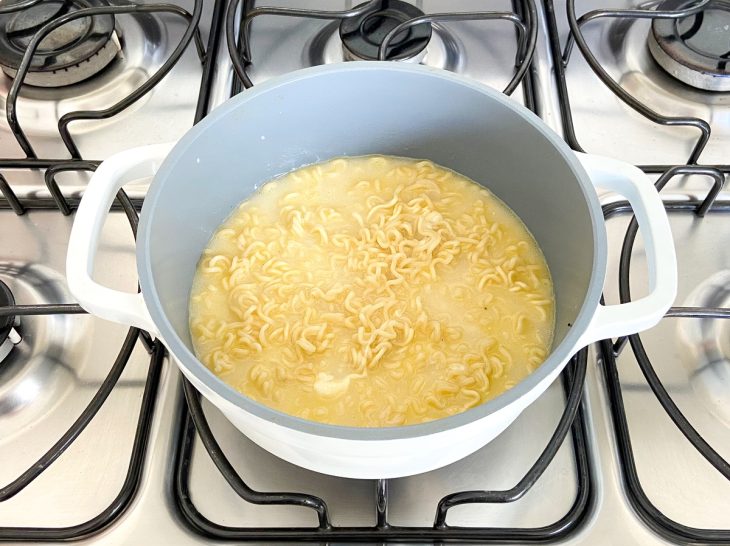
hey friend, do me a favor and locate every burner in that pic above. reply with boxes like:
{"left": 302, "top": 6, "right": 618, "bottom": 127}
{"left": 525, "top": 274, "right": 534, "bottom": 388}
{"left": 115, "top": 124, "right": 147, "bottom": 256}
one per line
{"left": 648, "top": 0, "right": 730, "bottom": 92}
{"left": 340, "top": 0, "right": 432, "bottom": 62}
{"left": 678, "top": 271, "right": 730, "bottom": 425}
{"left": 0, "top": 264, "right": 84, "bottom": 424}
{"left": 0, "top": 279, "right": 21, "bottom": 364}
{"left": 0, "top": 0, "right": 121, "bottom": 87}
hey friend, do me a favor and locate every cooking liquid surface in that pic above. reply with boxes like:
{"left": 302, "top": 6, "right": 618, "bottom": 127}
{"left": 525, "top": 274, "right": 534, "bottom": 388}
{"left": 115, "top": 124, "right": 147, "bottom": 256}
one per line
{"left": 189, "top": 156, "right": 554, "bottom": 426}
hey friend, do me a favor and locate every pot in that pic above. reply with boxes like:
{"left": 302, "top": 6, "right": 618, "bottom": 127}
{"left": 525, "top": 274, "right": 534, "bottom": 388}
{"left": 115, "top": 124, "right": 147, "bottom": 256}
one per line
{"left": 66, "top": 63, "right": 676, "bottom": 479}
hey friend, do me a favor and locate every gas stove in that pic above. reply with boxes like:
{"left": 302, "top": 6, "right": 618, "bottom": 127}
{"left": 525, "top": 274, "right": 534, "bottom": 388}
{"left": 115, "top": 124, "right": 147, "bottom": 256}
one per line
{"left": 0, "top": 1, "right": 728, "bottom": 544}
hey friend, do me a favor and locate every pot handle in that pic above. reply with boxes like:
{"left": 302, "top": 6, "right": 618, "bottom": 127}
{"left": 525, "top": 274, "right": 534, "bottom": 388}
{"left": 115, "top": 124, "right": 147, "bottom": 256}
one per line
{"left": 576, "top": 152, "right": 677, "bottom": 346}
{"left": 66, "top": 143, "right": 175, "bottom": 336}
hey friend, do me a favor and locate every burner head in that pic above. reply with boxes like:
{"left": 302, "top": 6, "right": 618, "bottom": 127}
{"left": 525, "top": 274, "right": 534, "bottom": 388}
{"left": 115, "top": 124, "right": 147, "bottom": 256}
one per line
{"left": 339, "top": 0, "right": 432, "bottom": 61}
{"left": 648, "top": 0, "right": 730, "bottom": 92}
{"left": 0, "top": 279, "right": 20, "bottom": 364}
{"left": 0, "top": 280, "right": 16, "bottom": 343}
{"left": 0, "top": 0, "right": 121, "bottom": 88}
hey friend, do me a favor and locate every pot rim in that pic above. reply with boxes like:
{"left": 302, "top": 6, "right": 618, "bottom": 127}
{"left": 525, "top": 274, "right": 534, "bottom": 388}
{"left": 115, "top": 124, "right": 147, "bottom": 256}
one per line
{"left": 137, "top": 62, "right": 606, "bottom": 441}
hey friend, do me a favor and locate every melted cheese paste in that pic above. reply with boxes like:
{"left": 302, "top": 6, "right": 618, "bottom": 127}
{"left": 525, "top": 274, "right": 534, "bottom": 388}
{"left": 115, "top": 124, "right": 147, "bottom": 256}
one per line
{"left": 189, "top": 155, "right": 554, "bottom": 427}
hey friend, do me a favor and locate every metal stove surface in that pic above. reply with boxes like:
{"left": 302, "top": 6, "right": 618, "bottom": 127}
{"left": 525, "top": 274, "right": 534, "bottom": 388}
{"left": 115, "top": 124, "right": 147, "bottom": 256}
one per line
{"left": 547, "top": 0, "right": 729, "bottom": 169}
{"left": 0, "top": 0, "right": 204, "bottom": 193}
{"left": 0, "top": 0, "right": 207, "bottom": 538}
{"left": 0, "top": 210, "right": 152, "bottom": 529}
{"left": 600, "top": 198, "right": 730, "bottom": 534}
{"left": 1, "top": 0, "right": 729, "bottom": 544}
{"left": 238, "top": 0, "right": 530, "bottom": 102}
{"left": 543, "top": 0, "right": 730, "bottom": 541}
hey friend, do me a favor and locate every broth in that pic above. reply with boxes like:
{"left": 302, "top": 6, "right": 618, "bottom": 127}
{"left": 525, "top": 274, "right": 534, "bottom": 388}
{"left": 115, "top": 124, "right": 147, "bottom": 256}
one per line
{"left": 189, "top": 155, "right": 554, "bottom": 427}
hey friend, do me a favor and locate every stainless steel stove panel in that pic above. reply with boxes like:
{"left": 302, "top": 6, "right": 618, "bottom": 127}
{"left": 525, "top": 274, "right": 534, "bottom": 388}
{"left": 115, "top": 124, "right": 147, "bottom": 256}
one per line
{"left": 1, "top": 0, "right": 729, "bottom": 544}
{"left": 552, "top": 0, "right": 729, "bottom": 167}
{"left": 541, "top": 2, "right": 730, "bottom": 530}
{"left": 0, "top": 1, "right": 204, "bottom": 193}
{"left": 242, "top": 0, "right": 528, "bottom": 103}
{"left": 0, "top": 0, "right": 209, "bottom": 533}
{"left": 601, "top": 205, "right": 730, "bottom": 530}
{"left": 0, "top": 211, "right": 150, "bottom": 528}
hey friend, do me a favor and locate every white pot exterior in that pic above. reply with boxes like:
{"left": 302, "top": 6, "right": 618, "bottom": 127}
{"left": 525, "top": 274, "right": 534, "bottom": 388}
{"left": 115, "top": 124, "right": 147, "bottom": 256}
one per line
{"left": 67, "top": 63, "right": 676, "bottom": 478}
{"left": 175, "top": 351, "right": 557, "bottom": 478}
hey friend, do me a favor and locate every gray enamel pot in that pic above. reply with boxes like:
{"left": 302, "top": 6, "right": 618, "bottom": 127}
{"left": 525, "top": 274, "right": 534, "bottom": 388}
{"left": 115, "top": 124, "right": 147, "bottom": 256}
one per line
{"left": 67, "top": 62, "right": 676, "bottom": 478}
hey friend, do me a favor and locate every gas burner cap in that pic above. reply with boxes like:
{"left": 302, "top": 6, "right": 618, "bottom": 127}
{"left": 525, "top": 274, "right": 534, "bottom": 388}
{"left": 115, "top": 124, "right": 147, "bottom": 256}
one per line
{"left": 340, "top": 0, "right": 432, "bottom": 62}
{"left": 649, "top": 0, "right": 730, "bottom": 92}
{"left": 0, "top": 0, "right": 121, "bottom": 88}
{"left": 677, "top": 270, "right": 730, "bottom": 424}
{"left": 0, "top": 279, "right": 21, "bottom": 364}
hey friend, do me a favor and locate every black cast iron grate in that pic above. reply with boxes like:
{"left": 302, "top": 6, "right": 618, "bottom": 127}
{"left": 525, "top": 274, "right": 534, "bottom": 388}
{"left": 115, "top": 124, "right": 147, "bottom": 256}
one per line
{"left": 173, "top": 353, "right": 592, "bottom": 542}
{"left": 598, "top": 195, "right": 730, "bottom": 544}
{"left": 0, "top": 0, "right": 224, "bottom": 540}
{"left": 544, "top": 0, "right": 729, "bottom": 174}
{"left": 171, "top": 0, "right": 594, "bottom": 542}
{"left": 543, "top": 0, "right": 730, "bottom": 540}
{"left": 226, "top": 0, "right": 539, "bottom": 97}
